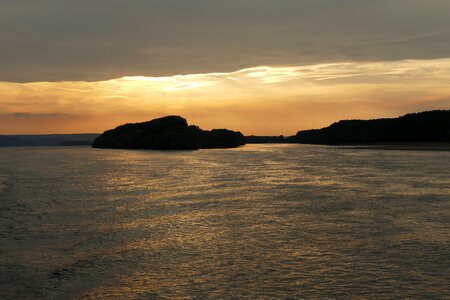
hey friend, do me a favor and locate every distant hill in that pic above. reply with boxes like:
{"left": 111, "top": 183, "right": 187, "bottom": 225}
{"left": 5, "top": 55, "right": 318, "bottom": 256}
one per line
{"left": 92, "top": 116, "right": 245, "bottom": 150}
{"left": 290, "top": 110, "right": 450, "bottom": 145}
{"left": 0, "top": 134, "right": 99, "bottom": 147}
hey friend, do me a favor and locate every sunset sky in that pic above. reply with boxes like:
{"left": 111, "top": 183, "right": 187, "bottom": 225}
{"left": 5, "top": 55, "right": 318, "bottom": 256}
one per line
{"left": 1, "top": 0, "right": 450, "bottom": 135}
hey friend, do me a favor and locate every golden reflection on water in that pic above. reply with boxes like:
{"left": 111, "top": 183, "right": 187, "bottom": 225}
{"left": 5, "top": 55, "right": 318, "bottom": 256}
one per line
{"left": 0, "top": 145, "right": 449, "bottom": 298}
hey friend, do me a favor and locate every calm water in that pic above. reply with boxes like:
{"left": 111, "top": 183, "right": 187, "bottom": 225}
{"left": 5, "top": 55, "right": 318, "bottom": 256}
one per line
{"left": 0, "top": 145, "right": 449, "bottom": 299}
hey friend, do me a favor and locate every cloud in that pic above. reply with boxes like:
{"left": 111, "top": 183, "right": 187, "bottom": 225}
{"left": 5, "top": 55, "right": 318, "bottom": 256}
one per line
{"left": 1, "top": 0, "right": 450, "bottom": 81}
{"left": 12, "top": 112, "right": 68, "bottom": 118}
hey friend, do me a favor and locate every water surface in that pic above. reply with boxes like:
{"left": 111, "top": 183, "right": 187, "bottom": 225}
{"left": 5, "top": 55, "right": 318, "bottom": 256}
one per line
{"left": 0, "top": 145, "right": 449, "bottom": 299}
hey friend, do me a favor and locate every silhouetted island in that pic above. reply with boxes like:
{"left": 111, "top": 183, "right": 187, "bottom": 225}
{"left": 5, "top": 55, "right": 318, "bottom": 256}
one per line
{"left": 289, "top": 110, "right": 450, "bottom": 145}
{"left": 92, "top": 116, "right": 245, "bottom": 150}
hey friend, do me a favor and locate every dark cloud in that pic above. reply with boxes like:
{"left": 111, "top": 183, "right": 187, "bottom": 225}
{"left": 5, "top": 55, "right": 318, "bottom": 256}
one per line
{"left": 12, "top": 112, "right": 68, "bottom": 118}
{"left": 1, "top": 0, "right": 450, "bottom": 82}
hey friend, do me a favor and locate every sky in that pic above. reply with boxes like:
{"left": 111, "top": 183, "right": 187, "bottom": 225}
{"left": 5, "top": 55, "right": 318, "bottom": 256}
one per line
{"left": 1, "top": 0, "right": 450, "bottom": 135}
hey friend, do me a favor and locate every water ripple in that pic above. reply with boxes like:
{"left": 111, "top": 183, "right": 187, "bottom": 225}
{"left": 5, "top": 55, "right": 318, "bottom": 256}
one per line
{"left": 0, "top": 145, "right": 449, "bottom": 299}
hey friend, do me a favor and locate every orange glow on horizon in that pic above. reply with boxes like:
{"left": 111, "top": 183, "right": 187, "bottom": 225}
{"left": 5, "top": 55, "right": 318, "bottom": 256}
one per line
{"left": 1, "top": 59, "right": 450, "bottom": 135}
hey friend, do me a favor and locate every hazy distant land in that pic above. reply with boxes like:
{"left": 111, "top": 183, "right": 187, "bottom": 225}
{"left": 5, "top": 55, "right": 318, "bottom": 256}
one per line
{"left": 0, "top": 134, "right": 99, "bottom": 147}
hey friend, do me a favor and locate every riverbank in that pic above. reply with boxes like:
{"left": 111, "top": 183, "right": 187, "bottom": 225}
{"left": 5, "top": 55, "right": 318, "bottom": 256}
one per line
{"left": 339, "top": 143, "right": 450, "bottom": 151}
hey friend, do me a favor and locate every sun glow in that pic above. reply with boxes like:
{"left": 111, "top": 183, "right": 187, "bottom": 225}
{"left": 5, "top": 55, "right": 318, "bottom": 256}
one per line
{"left": 1, "top": 59, "right": 450, "bottom": 134}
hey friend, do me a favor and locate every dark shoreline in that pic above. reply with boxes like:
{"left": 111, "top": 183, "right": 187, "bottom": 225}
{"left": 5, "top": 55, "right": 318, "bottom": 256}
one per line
{"left": 337, "top": 143, "right": 450, "bottom": 151}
